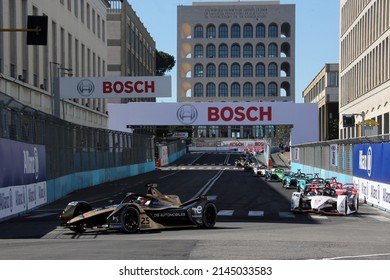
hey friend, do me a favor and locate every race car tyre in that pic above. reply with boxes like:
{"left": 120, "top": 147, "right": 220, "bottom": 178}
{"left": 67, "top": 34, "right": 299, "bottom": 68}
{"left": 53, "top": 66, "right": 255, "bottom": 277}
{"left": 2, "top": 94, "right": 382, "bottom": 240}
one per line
{"left": 70, "top": 223, "right": 86, "bottom": 234}
{"left": 121, "top": 205, "right": 140, "bottom": 233}
{"left": 202, "top": 203, "right": 217, "bottom": 228}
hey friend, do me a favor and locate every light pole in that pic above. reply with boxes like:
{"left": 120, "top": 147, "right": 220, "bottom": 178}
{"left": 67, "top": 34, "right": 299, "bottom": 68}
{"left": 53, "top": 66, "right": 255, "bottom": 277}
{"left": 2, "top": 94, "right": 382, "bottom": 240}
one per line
{"left": 50, "top": 61, "right": 72, "bottom": 118}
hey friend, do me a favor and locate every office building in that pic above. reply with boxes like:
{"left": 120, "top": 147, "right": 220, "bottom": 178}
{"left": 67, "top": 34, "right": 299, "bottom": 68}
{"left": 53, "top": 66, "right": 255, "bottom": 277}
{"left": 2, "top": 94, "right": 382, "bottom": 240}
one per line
{"left": 339, "top": 0, "right": 390, "bottom": 138}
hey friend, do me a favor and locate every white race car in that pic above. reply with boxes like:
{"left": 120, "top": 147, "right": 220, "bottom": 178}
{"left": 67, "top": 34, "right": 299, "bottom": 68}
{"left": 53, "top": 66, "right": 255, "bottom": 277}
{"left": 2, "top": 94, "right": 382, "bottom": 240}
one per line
{"left": 291, "top": 185, "right": 359, "bottom": 215}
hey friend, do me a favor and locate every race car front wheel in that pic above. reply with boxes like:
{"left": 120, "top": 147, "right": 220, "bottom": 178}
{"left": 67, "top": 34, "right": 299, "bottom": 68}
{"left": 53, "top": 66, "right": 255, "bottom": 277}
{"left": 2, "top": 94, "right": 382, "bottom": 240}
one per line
{"left": 121, "top": 206, "right": 140, "bottom": 233}
{"left": 202, "top": 203, "right": 217, "bottom": 228}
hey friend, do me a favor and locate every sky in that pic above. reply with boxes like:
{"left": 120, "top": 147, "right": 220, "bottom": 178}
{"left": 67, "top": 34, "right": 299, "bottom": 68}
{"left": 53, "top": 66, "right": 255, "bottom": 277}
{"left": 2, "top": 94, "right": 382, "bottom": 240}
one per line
{"left": 129, "top": 0, "right": 340, "bottom": 103}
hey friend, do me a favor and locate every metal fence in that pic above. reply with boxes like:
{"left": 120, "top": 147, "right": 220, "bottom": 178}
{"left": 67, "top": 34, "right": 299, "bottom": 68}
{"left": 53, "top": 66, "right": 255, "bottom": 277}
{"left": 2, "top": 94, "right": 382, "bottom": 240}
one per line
{"left": 0, "top": 91, "right": 154, "bottom": 180}
{"left": 292, "top": 135, "right": 390, "bottom": 176}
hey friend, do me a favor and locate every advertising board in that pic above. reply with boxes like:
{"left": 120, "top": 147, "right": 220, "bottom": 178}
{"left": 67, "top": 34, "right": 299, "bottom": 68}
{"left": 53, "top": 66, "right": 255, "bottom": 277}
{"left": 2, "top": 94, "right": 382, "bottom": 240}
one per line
{"left": 0, "top": 138, "right": 47, "bottom": 219}
{"left": 108, "top": 102, "right": 319, "bottom": 145}
{"left": 59, "top": 76, "right": 171, "bottom": 99}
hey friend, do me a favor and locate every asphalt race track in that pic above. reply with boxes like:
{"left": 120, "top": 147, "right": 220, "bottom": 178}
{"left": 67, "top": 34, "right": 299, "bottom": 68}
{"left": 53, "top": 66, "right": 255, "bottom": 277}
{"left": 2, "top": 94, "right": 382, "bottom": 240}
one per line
{"left": 1, "top": 152, "right": 390, "bottom": 260}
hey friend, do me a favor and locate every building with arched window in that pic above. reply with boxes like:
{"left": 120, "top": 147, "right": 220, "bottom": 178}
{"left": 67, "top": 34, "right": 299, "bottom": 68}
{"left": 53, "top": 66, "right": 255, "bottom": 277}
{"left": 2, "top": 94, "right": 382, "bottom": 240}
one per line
{"left": 177, "top": 1, "right": 295, "bottom": 137}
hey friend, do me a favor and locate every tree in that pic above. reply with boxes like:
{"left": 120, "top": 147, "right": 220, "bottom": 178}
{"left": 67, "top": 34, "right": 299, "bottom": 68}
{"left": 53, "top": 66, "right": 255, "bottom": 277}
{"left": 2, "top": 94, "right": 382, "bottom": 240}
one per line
{"left": 155, "top": 50, "right": 175, "bottom": 76}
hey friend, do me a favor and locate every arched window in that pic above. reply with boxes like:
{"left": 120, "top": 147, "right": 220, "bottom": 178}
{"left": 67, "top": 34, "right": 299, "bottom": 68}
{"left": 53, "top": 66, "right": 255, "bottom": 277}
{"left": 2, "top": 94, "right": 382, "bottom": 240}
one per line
{"left": 280, "top": 62, "right": 290, "bottom": 77}
{"left": 243, "top": 63, "right": 253, "bottom": 77}
{"left": 231, "top": 63, "right": 240, "bottom": 77}
{"left": 268, "top": 43, "right": 278, "bottom": 57}
{"left": 268, "top": 63, "right": 278, "bottom": 77}
{"left": 194, "top": 44, "right": 203, "bottom": 58}
{"left": 268, "top": 82, "right": 278, "bottom": 96}
{"left": 194, "top": 64, "right": 204, "bottom": 77}
{"left": 256, "top": 23, "right": 266, "bottom": 38}
{"left": 206, "top": 44, "right": 216, "bottom": 58}
{"left": 218, "top": 24, "right": 228, "bottom": 38}
{"left": 206, "top": 24, "right": 216, "bottom": 38}
{"left": 243, "top": 23, "right": 253, "bottom": 38}
{"left": 231, "top": 82, "right": 241, "bottom": 97}
{"left": 281, "top": 42, "right": 290, "bottom": 57}
{"left": 281, "top": 22, "right": 291, "bottom": 38}
{"left": 256, "top": 43, "right": 265, "bottom": 57}
{"left": 231, "top": 24, "right": 240, "bottom": 38}
{"left": 243, "top": 43, "right": 253, "bottom": 58}
{"left": 219, "top": 63, "right": 228, "bottom": 77}
{"left": 218, "top": 82, "right": 228, "bottom": 97}
{"left": 194, "top": 83, "right": 203, "bottom": 97}
{"left": 268, "top": 23, "right": 278, "bottom": 38}
{"left": 243, "top": 82, "right": 253, "bottom": 97}
{"left": 256, "top": 63, "right": 265, "bottom": 77}
{"left": 255, "top": 82, "right": 265, "bottom": 97}
{"left": 194, "top": 25, "right": 203, "bottom": 38}
{"left": 231, "top": 44, "right": 240, "bottom": 58}
{"left": 218, "top": 43, "right": 228, "bottom": 58}
{"left": 206, "top": 82, "right": 216, "bottom": 97}
{"left": 206, "top": 63, "right": 216, "bottom": 77}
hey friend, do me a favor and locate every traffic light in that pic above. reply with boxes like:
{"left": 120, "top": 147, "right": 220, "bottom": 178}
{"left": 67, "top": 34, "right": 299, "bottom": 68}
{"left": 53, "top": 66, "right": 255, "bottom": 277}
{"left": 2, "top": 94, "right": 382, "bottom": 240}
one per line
{"left": 27, "top": 15, "right": 48, "bottom": 45}
{"left": 342, "top": 115, "right": 355, "bottom": 127}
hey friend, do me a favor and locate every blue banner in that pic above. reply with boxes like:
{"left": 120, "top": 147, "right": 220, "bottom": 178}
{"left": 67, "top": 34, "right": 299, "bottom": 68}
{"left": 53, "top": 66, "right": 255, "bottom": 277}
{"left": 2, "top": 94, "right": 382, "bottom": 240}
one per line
{"left": 353, "top": 143, "right": 390, "bottom": 184}
{"left": 0, "top": 138, "right": 46, "bottom": 189}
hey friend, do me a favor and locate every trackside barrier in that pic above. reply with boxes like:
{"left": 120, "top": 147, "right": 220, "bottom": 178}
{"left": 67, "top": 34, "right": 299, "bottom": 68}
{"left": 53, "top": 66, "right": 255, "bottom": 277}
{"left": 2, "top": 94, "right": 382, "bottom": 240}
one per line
{"left": 291, "top": 136, "right": 390, "bottom": 212}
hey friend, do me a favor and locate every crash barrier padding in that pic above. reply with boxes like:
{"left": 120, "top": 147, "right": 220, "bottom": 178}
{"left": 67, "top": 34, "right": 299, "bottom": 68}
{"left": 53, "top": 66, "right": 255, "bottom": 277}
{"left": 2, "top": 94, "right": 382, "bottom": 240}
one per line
{"left": 46, "top": 161, "right": 156, "bottom": 203}
{"left": 168, "top": 149, "right": 187, "bottom": 164}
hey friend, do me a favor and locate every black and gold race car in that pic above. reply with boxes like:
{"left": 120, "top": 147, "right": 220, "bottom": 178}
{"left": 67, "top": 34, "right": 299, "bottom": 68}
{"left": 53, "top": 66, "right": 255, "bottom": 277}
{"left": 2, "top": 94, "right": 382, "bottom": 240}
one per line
{"left": 59, "top": 184, "right": 217, "bottom": 234}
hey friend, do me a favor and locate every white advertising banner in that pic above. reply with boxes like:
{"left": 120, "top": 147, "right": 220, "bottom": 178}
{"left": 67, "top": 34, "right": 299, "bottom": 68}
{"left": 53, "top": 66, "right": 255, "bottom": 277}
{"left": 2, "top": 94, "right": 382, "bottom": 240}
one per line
{"left": 108, "top": 102, "right": 319, "bottom": 145}
{"left": 0, "top": 182, "right": 47, "bottom": 220}
{"left": 59, "top": 76, "right": 171, "bottom": 99}
{"left": 353, "top": 177, "right": 390, "bottom": 211}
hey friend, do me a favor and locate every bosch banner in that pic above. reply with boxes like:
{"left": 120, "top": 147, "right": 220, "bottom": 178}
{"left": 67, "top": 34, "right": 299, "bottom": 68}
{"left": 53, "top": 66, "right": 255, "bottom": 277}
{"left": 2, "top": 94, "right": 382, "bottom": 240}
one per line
{"left": 107, "top": 102, "right": 319, "bottom": 145}
{"left": 0, "top": 138, "right": 47, "bottom": 220}
{"left": 59, "top": 76, "right": 172, "bottom": 99}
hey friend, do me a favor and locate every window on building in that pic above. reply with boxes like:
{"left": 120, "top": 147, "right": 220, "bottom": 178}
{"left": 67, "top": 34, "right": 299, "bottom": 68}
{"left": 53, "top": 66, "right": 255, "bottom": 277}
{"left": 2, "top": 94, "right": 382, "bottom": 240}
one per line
{"left": 328, "top": 71, "right": 339, "bottom": 87}
{"left": 243, "top": 82, "right": 253, "bottom": 97}
{"left": 231, "top": 44, "right": 240, "bottom": 58}
{"left": 206, "top": 24, "right": 216, "bottom": 38}
{"left": 194, "top": 64, "right": 204, "bottom": 77}
{"left": 194, "top": 44, "right": 203, "bottom": 58}
{"left": 256, "top": 63, "right": 265, "bottom": 77}
{"left": 243, "top": 63, "right": 253, "bottom": 77}
{"left": 268, "top": 82, "right": 278, "bottom": 96}
{"left": 218, "top": 82, "right": 228, "bottom": 97}
{"left": 243, "top": 23, "right": 253, "bottom": 38}
{"left": 268, "top": 43, "right": 278, "bottom": 57}
{"left": 268, "top": 63, "right": 278, "bottom": 77}
{"left": 206, "top": 63, "right": 216, "bottom": 77}
{"left": 206, "top": 44, "right": 216, "bottom": 58}
{"left": 86, "top": 3, "right": 90, "bottom": 29}
{"left": 256, "top": 23, "right": 266, "bottom": 37}
{"left": 206, "top": 82, "right": 216, "bottom": 97}
{"left": 219, "top": 24, "right": 228, "bottom": 38}
{"left": 256, "top": 82, "right": 266, "bottom": 96}
{"left": 243, "top": 43, "right": 253, "bottom": 58}
{"left": 80, "top": 0, "right": 84, "bottom": 23}
{"left": 231, "top": 63, "right": 240, "bottom": 77}
{"left": 231, "top": 24, "right": 240, "bottom": 38}
{"left": 384, "top": 113, "right": 389, "bottom": 134}
{"left": 218, "top": 43, "right": 228, "bottom": 58}
{"left": 194, "top": 83, "right": 203, "bottom": 97}
{"left": 231, "top": 83, "right": 241, "bottom": 97}
{"left": 194, "top": 25, "right": 203, "bottom": 38}
{"left": 219, "top": 63, "right": 228, "bottom": 77}
{"left": 268, "top": 23, "right": 278, "bottom": 37}
{"left": 256, "top": 43, "right": 265, "bottom": 57}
